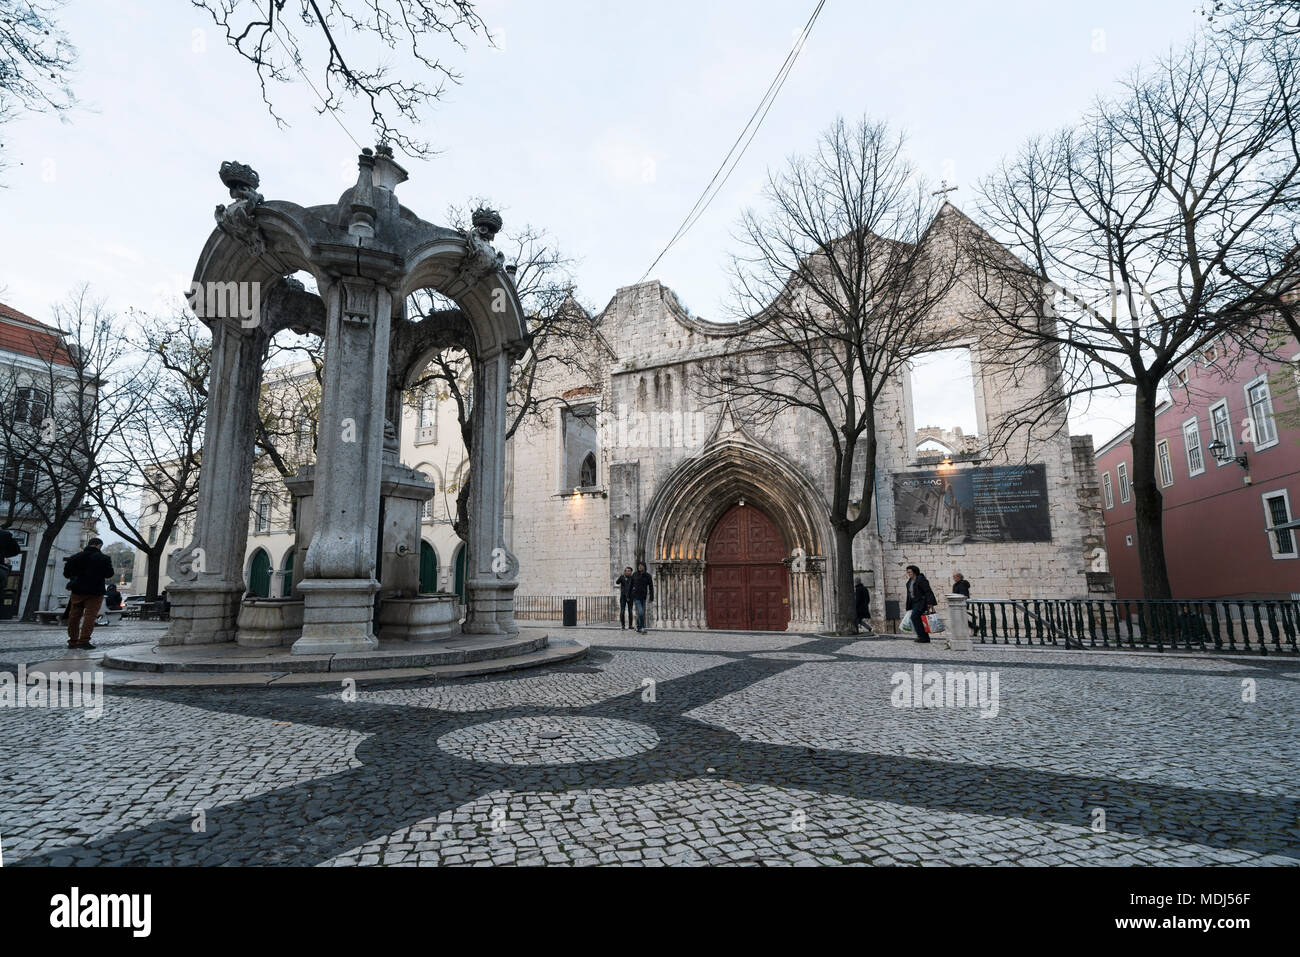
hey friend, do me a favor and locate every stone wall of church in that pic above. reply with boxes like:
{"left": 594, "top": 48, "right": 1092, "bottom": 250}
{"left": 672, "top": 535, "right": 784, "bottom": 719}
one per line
{"left": 508, "top": 211, "right": 1108, "bottom": 629}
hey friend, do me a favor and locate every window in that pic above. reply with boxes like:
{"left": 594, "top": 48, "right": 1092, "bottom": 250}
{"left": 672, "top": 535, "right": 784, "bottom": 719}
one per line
{"left": 168, "top": 524, "right": 178, "bottom": 545}
{"left": 1262, "top": 491, "right": 1296, "bottom": 559}
{"left": 14, "top": 387, "right": 49, "bottom": 428}
{"left": 148, "top": 525, "right": 157, "bottom": 545}
{"left": 420, "top": 470, "right": 435, "bottom": 520}
{"left": 1116, "top": 462, "right": 1132, "bottom": 504}
{"left": 1183, "top": 418, "right": 1204, "bottom": 476}
{"left": 561, "top": 404, "right": 599, "bottom": 490}
{"left": 1201, "top": 343, "right": 1219, "bottom": 366}
{"left": 295, "top": 416, "right": 314, "bottom": 453}
{"left": 416, "top": 391, "right": 438, "bottom": 445}
{"left": 255, "top": 493, "right": 271, "bottom": 533}
{"left": 1101, "top": 472, "right": 1114, "bottom": 509}
{"left": 0, "top": 455, "right": 38, "bottom": 503}
{"left": 1244, "top": 377, "right": 1278, "bottom": 450}
{"left": 1208, "top": 400, "right": 1233, "bottom": 465}
{"left": 1157, "top": 440, "right": 1174, "bottom": 488}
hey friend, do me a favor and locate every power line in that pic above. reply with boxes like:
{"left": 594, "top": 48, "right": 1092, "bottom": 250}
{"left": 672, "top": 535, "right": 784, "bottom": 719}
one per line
{"left": 268, "top": 21, "right": 366, "bottom": 152}
{"left": 638, "top": 0, "right": 828, "bottom": 283}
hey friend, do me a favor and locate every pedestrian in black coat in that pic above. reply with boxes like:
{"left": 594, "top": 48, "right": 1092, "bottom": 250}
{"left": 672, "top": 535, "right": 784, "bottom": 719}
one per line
{"left": 904, "top": 565, "right": 937, "bottom": 643}
{"left": 854, "top": 579, "right": 873, "bottom": 634}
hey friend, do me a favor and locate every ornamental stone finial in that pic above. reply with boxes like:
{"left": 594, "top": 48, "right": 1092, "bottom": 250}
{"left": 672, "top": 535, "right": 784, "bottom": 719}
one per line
{"left": 471, "top": 208, "right": 503, "bottom": 243}
{"left": 218, "top": 161, "right": 261, "bottom": 202}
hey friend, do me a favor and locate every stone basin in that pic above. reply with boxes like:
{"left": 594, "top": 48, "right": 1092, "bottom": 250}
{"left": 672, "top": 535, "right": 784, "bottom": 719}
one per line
{"left": 236, "top": 598, "right": 305, "bottom": 648}
{"left": 379, "top": 594, "right": 461, "bottom": 642}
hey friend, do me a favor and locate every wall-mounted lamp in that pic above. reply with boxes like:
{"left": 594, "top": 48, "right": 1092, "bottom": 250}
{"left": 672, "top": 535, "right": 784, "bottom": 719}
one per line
{"left": 1206, "top": 439, "right": 1248, "bottom": 471}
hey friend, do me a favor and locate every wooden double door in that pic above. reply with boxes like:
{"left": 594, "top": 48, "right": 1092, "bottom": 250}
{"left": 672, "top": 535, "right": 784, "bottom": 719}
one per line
{"left": 705, "top": 504, "right": 790, "bottom": 631}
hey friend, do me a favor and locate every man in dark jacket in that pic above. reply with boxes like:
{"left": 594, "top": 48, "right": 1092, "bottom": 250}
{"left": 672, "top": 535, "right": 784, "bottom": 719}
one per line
{"left": 0, "top": 525, "right": 19, "bottom": 584}
{"left": 952, "top": 572, "right": 971, "bottom": 599}
{"left": 64, "top": 537, "right": 115, "bottom": 649}
{"left": 854, "top": 579, "right": 873, "bottom": 635}
{"left": 614, "top": 566, "right": 635, "bottom": 630}
{"left": 630, "top": 561, "right": 654, "bottom": 634}
{"left": 904, "top": 564, "right": 937, "bottom": 644}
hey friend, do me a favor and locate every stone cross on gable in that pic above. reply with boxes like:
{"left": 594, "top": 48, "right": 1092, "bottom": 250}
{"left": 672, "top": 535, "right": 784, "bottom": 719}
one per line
{"left": 933, "top": 180, "right": 959, "bottom": 199}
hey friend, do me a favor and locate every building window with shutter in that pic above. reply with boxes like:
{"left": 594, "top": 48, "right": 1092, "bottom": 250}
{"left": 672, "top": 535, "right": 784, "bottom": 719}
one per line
{"left": 1157, "top": 440, "right": 1174, "bottom": 488}
{"left": 1116, "top": 461, "right": 1131, "bottom": 504}
{"left": 1262, "top": 491, "right": 1297, "bottom": 559}
{"left": 1183, "top": 418, "right": 1204, "bottom": 476}
{"left": 1101, "top": 472, "right": 1114, "bottom": 509}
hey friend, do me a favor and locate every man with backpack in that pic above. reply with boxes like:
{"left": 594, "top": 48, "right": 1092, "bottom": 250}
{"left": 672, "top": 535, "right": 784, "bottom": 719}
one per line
{"left": 63, "top": 537, "right": 115, "bottom": 650}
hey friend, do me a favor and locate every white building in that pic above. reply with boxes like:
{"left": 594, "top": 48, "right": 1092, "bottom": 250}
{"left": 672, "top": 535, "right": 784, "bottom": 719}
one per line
{"left": 0, "top": 302, "right": 94, "bottom": 618}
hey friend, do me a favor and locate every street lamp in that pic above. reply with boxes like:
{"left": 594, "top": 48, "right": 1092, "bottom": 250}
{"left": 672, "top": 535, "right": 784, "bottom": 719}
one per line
{"left": 1206, "top": 438, "right": 1248, "bottom": 470}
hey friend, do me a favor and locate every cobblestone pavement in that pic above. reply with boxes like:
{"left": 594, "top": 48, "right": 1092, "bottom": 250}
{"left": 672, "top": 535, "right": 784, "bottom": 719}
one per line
{"left": 2, "top": 621, "right": 1298, "bottom": 866}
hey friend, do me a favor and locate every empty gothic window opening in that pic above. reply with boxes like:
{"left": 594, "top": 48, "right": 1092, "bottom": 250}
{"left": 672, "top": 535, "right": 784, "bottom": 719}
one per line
{"left": 562, "top": 404, "right": 599, "bottom": 490}
{"left": 910, "top": 348, "right": 980, "bottom": 460}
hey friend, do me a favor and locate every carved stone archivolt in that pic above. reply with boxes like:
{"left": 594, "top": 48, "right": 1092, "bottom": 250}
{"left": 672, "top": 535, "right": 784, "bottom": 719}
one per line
{"left": 640, "top": 424, "right": 834, "bottom": 631}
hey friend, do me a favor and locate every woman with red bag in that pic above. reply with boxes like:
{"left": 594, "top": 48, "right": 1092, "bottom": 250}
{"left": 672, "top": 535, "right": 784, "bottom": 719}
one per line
{"left": 904, "top": 565, "right": 937, "bottom": 644}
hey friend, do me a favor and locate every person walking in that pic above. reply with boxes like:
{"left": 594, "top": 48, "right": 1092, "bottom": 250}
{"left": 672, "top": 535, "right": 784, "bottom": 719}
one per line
{"left": 615, "top": 566, "right": 635, "bottom": 630}
{"left": 952, "top": 572, "right": 971, "bottom": 599}
{"left": 64, "top": 537, "right": 115, "bottom": 650}
{"left": 630, "top": 561, "right": 654, "bottom": 634}
{"left": 904, "top": 564, "right": 937, "bottom": 644}
{"left": 105, "top": 582, "right": 124, "bottom": 610}
{"left": 854, "top": 579, "right": 873, "bottom": 635}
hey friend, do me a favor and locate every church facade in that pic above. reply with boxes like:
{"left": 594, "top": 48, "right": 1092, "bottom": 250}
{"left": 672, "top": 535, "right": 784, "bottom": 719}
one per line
{"left": 508, "top": 210, "right": 1112, "bottom": 631}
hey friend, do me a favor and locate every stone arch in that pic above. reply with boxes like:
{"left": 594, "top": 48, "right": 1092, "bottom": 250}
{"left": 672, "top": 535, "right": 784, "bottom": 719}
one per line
{"left": 639, "top": 429, "right": 832, "bottom": 630}
{"left": 167, "top": 155, "right": 529, "bottom": 649}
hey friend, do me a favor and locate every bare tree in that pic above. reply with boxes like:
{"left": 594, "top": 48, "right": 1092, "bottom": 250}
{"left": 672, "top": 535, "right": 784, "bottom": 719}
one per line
{"left": 968, "top": 33, "right": 1300, "bottom": 598}
{"left": 92, "top": 313, "right": 209, "bottom": 599}
{"left": 0, "top": 0, "right": 77, "bottom": 170}
{"left": 193, "top": 0, "right": 491, "bottom": 156}
{"left": 1205, "top": 0, "right": 1300, "bottom": 41}
{"left": 406, "top": 214, "right": 602, "bottom": 542}
{"left": 0, "top": 286, "right": 149, "bottom": 619}
{"left": 706, "top": 117, "right": 962, "bottom": 634}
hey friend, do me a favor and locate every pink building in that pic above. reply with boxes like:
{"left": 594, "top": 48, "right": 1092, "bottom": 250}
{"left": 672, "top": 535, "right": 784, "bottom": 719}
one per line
{"left": 1095, "top": 334, "right": 1300, "bottom": 600}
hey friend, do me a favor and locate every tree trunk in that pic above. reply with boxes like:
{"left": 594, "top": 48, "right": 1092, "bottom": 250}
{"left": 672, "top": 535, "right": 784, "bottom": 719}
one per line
{"left": 1131, "top": 382, "right": 1173, "bottom": 599}
{"left": 20, "top": 524, "right": 62, "bottom": 621}
{"left": 833, "top": 522, "right": 856, "bottom": 635}
{"left": 145, "top": 548, "right": 162, "bottom": 599}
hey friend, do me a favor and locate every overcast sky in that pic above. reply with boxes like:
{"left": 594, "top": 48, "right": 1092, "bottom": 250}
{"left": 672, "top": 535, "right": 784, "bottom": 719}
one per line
{"left": 0, "top": 0, "right": 1207, "bottom": 445}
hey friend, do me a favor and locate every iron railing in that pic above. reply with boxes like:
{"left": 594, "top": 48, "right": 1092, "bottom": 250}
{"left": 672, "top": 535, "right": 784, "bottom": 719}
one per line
{"left": 513, "top": 595, "right": 619, "bottom": 623}
{"left": 967, "top": 598, "right": 1300, "bottom": 655}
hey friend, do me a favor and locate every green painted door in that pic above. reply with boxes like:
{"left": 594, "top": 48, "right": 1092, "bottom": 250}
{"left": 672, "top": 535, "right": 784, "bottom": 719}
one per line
{"left": 281, "top": 551, "right": 294, "bottom": 597}
{"left": 454, "top": 546, "right": 467, "bottom": 602}
{"left": 249, "top": 549, "right": 272, "bottom": 598}
{"left": 419, "top": 541, "right": 438, "bottom": 594}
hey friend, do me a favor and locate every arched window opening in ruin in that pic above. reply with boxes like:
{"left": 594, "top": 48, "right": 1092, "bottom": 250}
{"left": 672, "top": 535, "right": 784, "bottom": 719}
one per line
{"left": 909, "top": 348, "right": 981, "bottom": 462}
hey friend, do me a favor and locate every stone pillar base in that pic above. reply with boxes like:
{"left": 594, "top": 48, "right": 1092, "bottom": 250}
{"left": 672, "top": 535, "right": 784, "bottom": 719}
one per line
{"left": 162, "top": 581, "right": 244, "bottom": 646}
{"left": 464, "top": 579, "right": 519, "bottom": 635}
{"left": 945, "top": 594, "right": 972, "bottom": 651}
{"left": 293, "top": 579, "right": 381, "bottom": 655}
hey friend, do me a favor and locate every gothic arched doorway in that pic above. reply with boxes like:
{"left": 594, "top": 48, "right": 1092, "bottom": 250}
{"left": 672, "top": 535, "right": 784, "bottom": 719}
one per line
{"left": 705, "top": 504, "right": 790, "bottom": 631}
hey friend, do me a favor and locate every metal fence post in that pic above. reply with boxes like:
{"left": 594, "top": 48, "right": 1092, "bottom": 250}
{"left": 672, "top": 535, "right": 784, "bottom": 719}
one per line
{"left": 946, "top": 595, "right": 971, "bottom": 651}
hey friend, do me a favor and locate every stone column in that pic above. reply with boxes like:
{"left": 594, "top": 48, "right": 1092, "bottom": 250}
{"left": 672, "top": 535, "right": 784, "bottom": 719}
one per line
{"left": 293, "top": 277, "right": 394, "bottom": 654}
{"left": 464, "top": 347, "right": 519, "bottom": 635}
{"left": 946, "top": 594, "right": 972, "bottom": 651}
{"left": 164, "top": 317, "right": 269, "bottom": 646}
